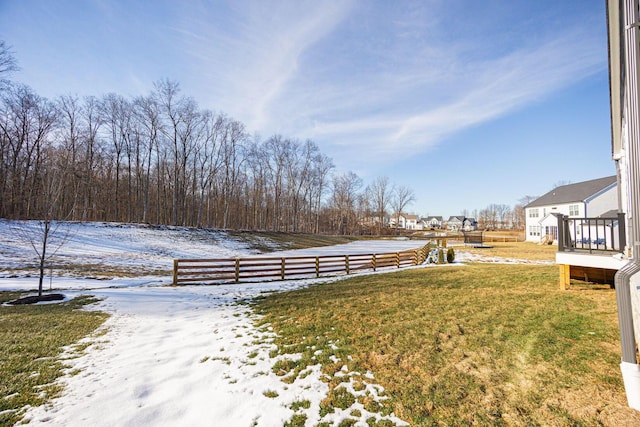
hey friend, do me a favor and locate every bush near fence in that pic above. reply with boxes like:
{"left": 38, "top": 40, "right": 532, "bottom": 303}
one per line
{"left": 172, "top": 244, "right": 431, "bottom": 285}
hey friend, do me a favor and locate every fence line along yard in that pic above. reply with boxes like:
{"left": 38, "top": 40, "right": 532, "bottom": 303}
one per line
{"left": 172, "top": 243, "right": 431, "bottom": 285}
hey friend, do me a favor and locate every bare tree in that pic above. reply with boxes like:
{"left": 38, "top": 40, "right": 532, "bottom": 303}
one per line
{"left": 366, "top": 176, "right": 393, "bottom": 234}
{"left": 0, "top": 84, "right": 58, "bottom": 218}
{"left": 263, "top": 135, "right": 289, "bottom": 231}
{"left": 12, "top": 147, "right": 73, "bottom": 296}
{"left": 219, "top": 118, "right": 246, "bottom": 229}
{"left": 100, "top": 93, "right": 132, "bottom": 221}
{"left": 329, "top": 171, "right": 362, "bottom": 235}
{"left": 494, "top": 204, "right": 511, "bottom": 229}
{"left": 0, "top": 40, "right": 18, "bottom": 90}
{"left": 310, "top": 153, "right": 333, "bottom": 233}
{"left": 391, "top": 185, "right": 415, "bottom": 231}
{"left": 192, "top": 110, "right": 224, "bottom": 227}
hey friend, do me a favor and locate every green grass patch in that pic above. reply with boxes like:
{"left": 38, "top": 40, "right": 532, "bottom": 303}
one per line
{"left": 284, "top": 413, "right": 307, "bottom": 427}
{"left": 263, "top": 389, "right": 279, "bottom": 398}
{"left": 253, "top": 263, "right": 640, "bottom": 425}
{"left": 289, "top": 399, "right": 311, "bottom": 411}
{"left": 0, "top": 292, "right": 108, "bottom": 426}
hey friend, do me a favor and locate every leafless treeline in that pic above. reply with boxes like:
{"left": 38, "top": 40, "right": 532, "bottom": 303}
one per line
{"left": 0, "top": 80, "right": 324, "bottom": 231}
{"left": 0, "top": 41, "right": 419, "bottom": 234}
{"left": 464, "top": 203, "right": 526, "bottom": 230}
{"left": 0, "top": 84, "right": 414, "bottom": 235}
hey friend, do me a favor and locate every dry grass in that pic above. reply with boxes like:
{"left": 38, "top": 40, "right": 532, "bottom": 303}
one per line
{"left": 254, "top": 263, "right": 640, "bottom": 426}
{"left": 0, "top": 293, "right": 107, "bottom": 426}
{"left": 225, "top": 231, "right": 362, "bottom": 252}
{"left": 459, "top": 241, "right": 558, "bottom": 261}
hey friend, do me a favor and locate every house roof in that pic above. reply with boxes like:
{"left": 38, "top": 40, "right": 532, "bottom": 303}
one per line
{"left": 425, "top": 216, "right": 442, "bottom": 221}
{"left": 599, "top": 209, "right": 619, "bottom": 218}
{"left": 390, "top": 213, "right": 418, "bottom": 220}
{"left": 525, "top": 176, "right": 617, "bottom": 208}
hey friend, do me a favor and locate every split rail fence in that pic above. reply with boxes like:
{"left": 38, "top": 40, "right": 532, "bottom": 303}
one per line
{"left": 172, "top": 243, "right": 431, "bottom": 285}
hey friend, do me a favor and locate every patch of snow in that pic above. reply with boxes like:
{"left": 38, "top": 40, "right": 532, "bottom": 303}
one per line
{"left": 1, "top": 221, "right": 423, "bottom": 426}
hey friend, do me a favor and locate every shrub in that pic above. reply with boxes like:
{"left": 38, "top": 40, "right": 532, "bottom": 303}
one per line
{"left": 446, "top": 248, "right": 455, "bottom": 263}
{"left": 437, "top": 248, "right": 445, "bottom": 264}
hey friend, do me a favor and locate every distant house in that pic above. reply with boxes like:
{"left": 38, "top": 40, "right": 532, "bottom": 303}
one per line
{"left": 524, "top": 176, "right": 617, "bottom": 243}
{"left": 389, "top": 213, "right": 419, "bottom": 230}
{"left": 424, "top": 216, "right": 443, "bottom": 229}
{"left": 462, "top": 218, "right": 478, "bottom": 231}
{"left": 446, "top": 216, "right": 464, "bottom": 231}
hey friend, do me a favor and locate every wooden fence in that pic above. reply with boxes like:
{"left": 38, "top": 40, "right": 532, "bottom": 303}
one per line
{"left": 172, "top": 243, "right": 431, "bottom": 285}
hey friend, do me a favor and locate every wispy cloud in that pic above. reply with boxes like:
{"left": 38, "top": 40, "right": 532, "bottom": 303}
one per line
{"left": 176, "top": 0, "right": 355, "bottom": 130}
{"left": 391, "top": 29, "right": 604, "bottom": 144}
{"left": 294, "top": 20, "right": 606, "bottom": 169}
{"left": 168, "top": 1, "right": 605, "bottom": 173}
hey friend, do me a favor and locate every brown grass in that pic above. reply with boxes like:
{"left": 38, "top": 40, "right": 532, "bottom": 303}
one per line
{"left": 459, "top": 241, "right": 558, "bottom": 261}
{"left": 255, "top": 263, "right": 640, "bottom": 426}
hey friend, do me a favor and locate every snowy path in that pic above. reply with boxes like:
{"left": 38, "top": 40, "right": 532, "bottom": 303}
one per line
{"left": 22, "top": 282, "right": 335, "bottom": 426}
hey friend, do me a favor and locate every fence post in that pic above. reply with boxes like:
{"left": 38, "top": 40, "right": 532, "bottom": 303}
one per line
{"left": 558, "top": 215, "right": 565, "bottom": 251}
{"left": 372, "top": 254, "right": 377, "bottom": 271}
{"left": 346, "top": 254, "right": 350, "bottom": 274}
{"left": 173, "top": 259, "right": 179, "bottom": 286}
{"left": 396, "top": 252, "right": 400, "bottom": 268}
{"left": 316, "top": 256, "right": 320, "bottom": 277}
{"left": 235, "top": 258, "right": 240, "bottom": 283}
{"left": 619, "top": 212, "right": 627, "bottom": 253}
{"left": 281, "top": 258, "right": 286, "bottom": 279}
{"left": 414, "top": 249, "right": 418, "bottom": 265}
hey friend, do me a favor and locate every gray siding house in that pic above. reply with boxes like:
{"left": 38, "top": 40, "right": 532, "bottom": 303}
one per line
{"left": 524, "top": 176, "right": 617, "bottom": 243}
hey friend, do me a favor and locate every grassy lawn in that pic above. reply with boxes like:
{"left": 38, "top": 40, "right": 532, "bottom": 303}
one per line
{"left": 459, "top": 241, "right": 558, "bottom": 261}
{"left": 254, "top": 263, "right": 640, "bottom": 426}
{"left": 0, "top": 293, "right": 107, "bottom": 426}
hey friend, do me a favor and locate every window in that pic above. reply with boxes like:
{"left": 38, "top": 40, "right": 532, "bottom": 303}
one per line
{"left": 529, "top": 208, "right": 539, "bottom": 218}
{"left": 528, "top": 226, "right": 540, "bottom": 236}
{"left": 569, "top": 204, "right": 580, "bottom": 217}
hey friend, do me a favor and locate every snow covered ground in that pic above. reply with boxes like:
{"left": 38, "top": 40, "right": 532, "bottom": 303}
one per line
{"left": 1, "top": 221, "right": 429, "bottom": 426}
{"left": 0, "top": 220, "right": 258, "bottom": 276}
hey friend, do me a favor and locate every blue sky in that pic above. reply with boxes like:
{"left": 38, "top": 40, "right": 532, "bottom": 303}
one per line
{"left": 0, "top": 0, "right": 614, "bottom": 217}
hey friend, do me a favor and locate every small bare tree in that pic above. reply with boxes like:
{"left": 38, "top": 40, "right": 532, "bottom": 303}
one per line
{"left": 13, "top": 147, "right": 74, "bottom": 297}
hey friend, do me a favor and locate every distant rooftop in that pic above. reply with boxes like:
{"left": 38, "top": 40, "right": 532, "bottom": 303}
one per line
{"left": 525, "top": 176, "right": 617, "bottom": 208}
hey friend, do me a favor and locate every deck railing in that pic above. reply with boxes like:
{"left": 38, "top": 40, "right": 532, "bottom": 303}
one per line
{"left": 557, "top": 213, "right": 626, "bottom": 254}
{"left": 172, "top": 244, "right": 431, "bottom": 285}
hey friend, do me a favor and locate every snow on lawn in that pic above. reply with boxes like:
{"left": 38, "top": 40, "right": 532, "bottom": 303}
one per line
{"left": 0, "top": 220, "right": 257, "bottom": 275}
{"left": 1, "top": 221, "right": 419, "bottom": 426}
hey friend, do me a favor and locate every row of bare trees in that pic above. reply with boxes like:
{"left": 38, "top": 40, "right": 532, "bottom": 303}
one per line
{"left": 462, "top": 201, "right": 526, "bottom": 230}
{"left": 0, "top": 43, "right": 415, "bottom": 235}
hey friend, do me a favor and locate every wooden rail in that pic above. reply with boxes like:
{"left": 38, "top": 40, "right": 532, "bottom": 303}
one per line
{"left": 172, "top": 244, "right": 431, "bottom": 285}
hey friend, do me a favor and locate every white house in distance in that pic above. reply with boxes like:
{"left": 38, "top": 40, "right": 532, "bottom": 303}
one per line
{"left": 445, "top": 216, "right": 477, "bottom": 232}
{"left": 524, "top": 176, "right": 617, "bottom": 243}
{"left": 446, "top": 216, "right": 464, "bottom": 231}
{"left": 423, "top": 216, "right": 443, "bottom": 229}
{"left": 388, "top": 213, "right": 419, "bottom": 230}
